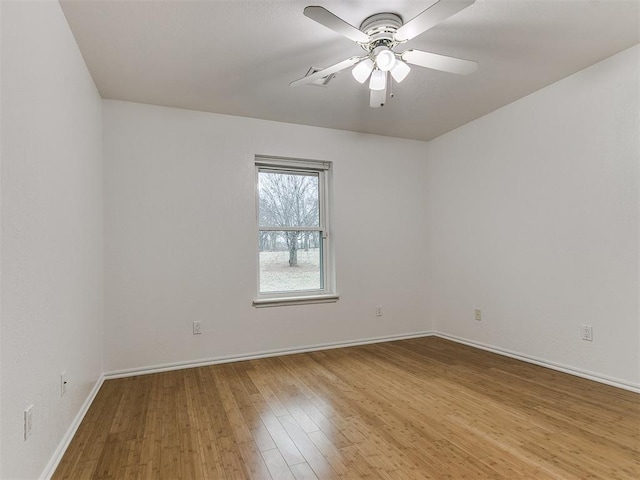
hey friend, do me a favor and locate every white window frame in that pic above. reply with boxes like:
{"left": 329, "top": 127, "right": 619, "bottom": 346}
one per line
{"left": 253, "top": 155, "right": 338, "bottom": 307}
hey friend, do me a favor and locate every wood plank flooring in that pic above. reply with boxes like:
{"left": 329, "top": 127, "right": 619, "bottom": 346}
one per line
{"left": 53, "top": 337, "right": 640, "bottom": 479}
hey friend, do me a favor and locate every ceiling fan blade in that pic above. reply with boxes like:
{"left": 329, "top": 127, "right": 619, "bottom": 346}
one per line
{"left": 290, "top": 56, "right": 364, "bottom": 87}
{"left": 401, "top": 49, "right": 477, "bottom": 75}
{"left": 395, "top": 0, "right": 475, "bottom": 42}
{"left": 304, "top": 6, "right": 370, "bottom": 43}
{"left": 370, "top": 82, "right": 387, "bottom": 108}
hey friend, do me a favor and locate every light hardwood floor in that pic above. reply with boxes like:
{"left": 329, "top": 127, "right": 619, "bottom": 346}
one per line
{"left": 53, "top": 337, "right": 639, "bottom": 479}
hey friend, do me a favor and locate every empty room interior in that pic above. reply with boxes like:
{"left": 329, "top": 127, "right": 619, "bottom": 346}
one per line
{"left": 1, "top": 0, "right": 639, "bottom": 478}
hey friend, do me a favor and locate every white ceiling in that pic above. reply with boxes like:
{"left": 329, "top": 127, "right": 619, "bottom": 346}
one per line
{"left": 60, "top": 0, "right": 640, "bottom": 142}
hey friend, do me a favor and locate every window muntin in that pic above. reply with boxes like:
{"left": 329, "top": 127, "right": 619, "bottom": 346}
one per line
{"left": 255, "top": 156, "right": 334, "bottom": 303}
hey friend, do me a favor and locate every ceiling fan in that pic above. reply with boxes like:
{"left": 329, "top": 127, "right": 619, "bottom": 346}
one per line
{"left": 290, "top": 0, "right": 478, "bottom": 108}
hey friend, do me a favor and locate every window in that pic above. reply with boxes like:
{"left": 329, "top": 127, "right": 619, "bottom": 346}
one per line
{"left": 253, "top": 156, "right": 337, "bottom": 307}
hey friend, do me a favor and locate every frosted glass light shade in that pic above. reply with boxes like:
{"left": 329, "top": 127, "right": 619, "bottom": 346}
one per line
{"left": 352, "top": 58, "right": 375, "bottom": 84}
{"left": 369, "top": 69, "right": 386, "bottom": 91}
{"left": 374, "top": 47, "right": 396, "bottom": 72}
{"left": 390, "top": 60, "right": 411, "bottom": 83}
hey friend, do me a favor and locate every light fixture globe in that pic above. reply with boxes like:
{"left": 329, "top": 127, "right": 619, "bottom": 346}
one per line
{"left": 390, "top": 60, "right": 411, "bottom": 83}
{"left": 373, "top": 46, "right": 396, "bottom": 72}
{"left": 352, "top": 58, "right": 375, "bottom": 84}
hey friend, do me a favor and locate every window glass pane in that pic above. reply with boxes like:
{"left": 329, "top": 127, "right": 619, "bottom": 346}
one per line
{"left": 259, "top": 231, "right": 322, "bottom": 292}
{"left": 258, "top": 171, "right": 319, "bottom": 228}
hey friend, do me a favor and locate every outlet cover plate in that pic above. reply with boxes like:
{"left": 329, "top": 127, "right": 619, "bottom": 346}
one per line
{"left": 193, "top": 321, "right": 202, "bottom": 335}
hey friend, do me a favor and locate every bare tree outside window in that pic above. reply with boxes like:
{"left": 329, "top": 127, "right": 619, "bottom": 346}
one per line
{"left": 258, "top": 170, "right": 322, "bottom": 292}
{"left": 259, "top": 171, "right": 318, "bottom": 266}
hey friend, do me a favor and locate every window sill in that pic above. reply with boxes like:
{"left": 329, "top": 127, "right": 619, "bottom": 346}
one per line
{"left": 253, "top": 294, "right": 339, "bottom": 308}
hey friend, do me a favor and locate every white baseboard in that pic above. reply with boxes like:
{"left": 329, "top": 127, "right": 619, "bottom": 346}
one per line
{"left": 435, "top": 332, "right": 640, "bottom": 394}
{"left": 104, "top": 331, "right": 435, "bottom": 379}
{"left": 105, "top": 331, "right": 640, "bottom": 393}
{"left": 40, "top": 374, "right": 105, "bottom": 480}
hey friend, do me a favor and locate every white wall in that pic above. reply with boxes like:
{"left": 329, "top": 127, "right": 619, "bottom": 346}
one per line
{"left": 103, "top": 100, "right": 431, "bottom": 372}
{"left": 102, "top": 46, "right": 639, "bottom": 386}
{"left": 424, "top": 45, "right": 639, "bottom": 388}
{"left": 0, "top": 1, "right": 103, "bottom": 478}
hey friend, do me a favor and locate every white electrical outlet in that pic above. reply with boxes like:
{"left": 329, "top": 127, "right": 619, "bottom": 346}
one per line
{"left": 193, "top": 321, "right": 202, "bottom": 335}
{"left": 474, "top": 309, "right": 482, "bottom": 321}
{"left": 60, "top": 371, "right": 67, "bottom": 397}
{"left": 581, "top": 325, "right": 593, "bottom": 341}
{"left": 376, "top": 305, "right": 383, "bottom": 317}
{"left": 24, "top": 405, "right": 33, "bottom": 440}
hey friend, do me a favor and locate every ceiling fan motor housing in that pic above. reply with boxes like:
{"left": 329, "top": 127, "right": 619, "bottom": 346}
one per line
{"left": 359, "top": 12, "right": 404, "bottom": 53}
